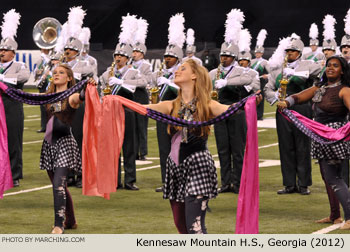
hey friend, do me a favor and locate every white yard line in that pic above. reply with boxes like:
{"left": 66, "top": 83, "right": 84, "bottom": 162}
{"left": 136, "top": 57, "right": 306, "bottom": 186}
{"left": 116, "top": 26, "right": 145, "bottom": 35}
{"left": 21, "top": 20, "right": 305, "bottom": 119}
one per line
{"left": 3, "top": 185, "right": 52, "bottom": 197}
{"left": 258, "top": 143, "right": 278, "bottom": 149}
{"left": 24, "top": 118, "right": 40, "bottom": 122}
{"left": 263, "top": 112, "right": 276, "bottom": 115}
{"left": 23, "top": 140, "right": 42, "bottom": 145}
{"left": 27, "top": 115, "right": 39, "bottom": 118}
{"left": 312, "top": 223, "right": 343, "bottom": 234}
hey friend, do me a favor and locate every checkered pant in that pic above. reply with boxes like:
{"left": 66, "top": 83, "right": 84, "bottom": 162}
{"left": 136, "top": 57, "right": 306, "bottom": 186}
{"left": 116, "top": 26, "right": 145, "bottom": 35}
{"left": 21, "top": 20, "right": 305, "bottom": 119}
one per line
{"left": 311, "top": 121, "right": 350, "bottom": 160}
{"left": 163, "top": 150, "right": 218, "bottom": 202}
{"left": 40, "top": 135, "right": 81, "bottom": 173}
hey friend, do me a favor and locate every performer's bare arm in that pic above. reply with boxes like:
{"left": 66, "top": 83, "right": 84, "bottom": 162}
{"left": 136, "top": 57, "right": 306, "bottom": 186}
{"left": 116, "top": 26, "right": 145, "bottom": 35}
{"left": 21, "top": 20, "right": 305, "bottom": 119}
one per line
{"left": 144, "top": 100, "right": 173, "bottom": 115}
{"left": 339, "top": 87, "right": 350, "bottom": 111}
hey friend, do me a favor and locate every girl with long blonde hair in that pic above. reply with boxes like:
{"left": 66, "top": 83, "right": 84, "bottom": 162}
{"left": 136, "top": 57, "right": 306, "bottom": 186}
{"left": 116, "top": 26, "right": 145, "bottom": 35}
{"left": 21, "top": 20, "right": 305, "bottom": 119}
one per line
{"left": 146, "top": 59, "right": 261, "bottom": 233}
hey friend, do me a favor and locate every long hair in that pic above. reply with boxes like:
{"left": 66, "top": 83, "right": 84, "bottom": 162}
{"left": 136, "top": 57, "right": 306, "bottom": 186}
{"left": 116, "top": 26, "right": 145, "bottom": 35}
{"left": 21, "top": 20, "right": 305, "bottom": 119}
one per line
{"left": 168, "top": 59, "right": 212, "bottom": 137}
{"left": 46, "top": 64, "right": 76, "bottom": 111}
{"left": 320, "top": 56, "right": 350, "bottom": 87}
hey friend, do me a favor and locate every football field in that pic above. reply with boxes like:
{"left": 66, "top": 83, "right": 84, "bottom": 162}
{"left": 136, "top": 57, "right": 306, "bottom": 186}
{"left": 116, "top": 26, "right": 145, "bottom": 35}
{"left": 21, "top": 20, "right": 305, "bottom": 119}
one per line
{"left": 0, "top": 90, "right": 349, "bottom": 234}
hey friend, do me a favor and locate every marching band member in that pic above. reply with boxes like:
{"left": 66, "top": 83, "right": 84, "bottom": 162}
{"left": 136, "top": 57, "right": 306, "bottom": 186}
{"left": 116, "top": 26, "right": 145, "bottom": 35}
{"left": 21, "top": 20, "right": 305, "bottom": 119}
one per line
{"left": 79, "top": 27, "right": 98, "bottom": 77}
{"left": 132, "top": 17, "right": 152, "bottom": 161}
{"left": 0, "top": 9, "right": 30, "bottom": 187}
{"left": 100, "top": 14, "right": 148, "bottom": 190}
{"left": 340, "top": 9, "right": 350, "bottom": 64}
{"left": 33, "top": 48, "right": 52, "bottom": 133}
{"left": 301, "top": 23, "right": 325, "bottom": 62}
{"left": 182, "top": 28, "right": 202, "bottom": 65}
{"left": 264, "top": 34, "right": 322, "bottom": 195}
{"left": 60, "top": 7, "right": 96, "bottom": 188}
{"left": 209, "top": 9, "right": 259, "bottom": 194}
{"left": 251, "top": 29, "right": 269, "bottom": 120}
{"left": 151, "top": 13, "right": 184, "bottom": 192}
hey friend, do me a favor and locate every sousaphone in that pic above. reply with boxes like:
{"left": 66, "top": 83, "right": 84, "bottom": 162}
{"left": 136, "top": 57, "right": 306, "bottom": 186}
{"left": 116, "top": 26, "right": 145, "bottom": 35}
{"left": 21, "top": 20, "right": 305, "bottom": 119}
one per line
{"left": 32, "top": 17, "right": 62, "bottom": 49}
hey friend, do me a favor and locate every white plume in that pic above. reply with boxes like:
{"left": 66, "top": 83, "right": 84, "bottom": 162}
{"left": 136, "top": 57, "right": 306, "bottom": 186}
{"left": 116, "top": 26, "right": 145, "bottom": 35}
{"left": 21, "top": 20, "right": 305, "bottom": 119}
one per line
{"left": 309, "top": 23, "right": 318, "bottom": 39}
{"left": 322, "top": 14, "right": 336, "bottom": 40}
{"left": 134, "top": 17, "right": 148, "bottom": 45}
{"left": 268, "top": 36, "right": 290, "bottom": 69}
{"left": 224, "top": 9, "right": 245, "bottom": 44}
{"left": 290, "top": 33, "right": 300, "bottom": 40}
{"left": 79, "top": 27, "right": 91, "bottom": 44}
{"left": 344, "top": 9, "right": 350, "bottom": 35}
{"left": 186, "top": 28, "right": 195, "bottom": 46}
{"left": 66, "top": 6, "right": 86, "bottom": 39}
{"left": 54, "top": 22, "right": 68, "bottom": 53}
{"left": 119, "top": 13, "right": 138, "bottom": 44}
{"left": 238, "top": 28, "right": 251, "bottom": 52}
{"left": 1, "top": 9, "right": 21, "bottom": 40}
{"left": 168, "top": 13, "right": 185, "bottom": 48}
{"left": 256, "top": 29, "right": 267, "bottom": 47}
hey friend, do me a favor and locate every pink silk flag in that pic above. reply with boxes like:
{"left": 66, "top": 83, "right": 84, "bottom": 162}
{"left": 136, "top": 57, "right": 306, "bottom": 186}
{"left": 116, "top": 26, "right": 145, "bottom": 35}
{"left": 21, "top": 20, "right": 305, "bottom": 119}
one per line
{"left": 0, "top": 82, "right": 13, "bottom": 198}
{"left": 284, "top": 110, "right": 350, "bottom": 141}
{"left": 82, "top": 85, "right": 146, "bottom": 199}
{"left": 235, "top": 96, "right": 259, "bottom": 234}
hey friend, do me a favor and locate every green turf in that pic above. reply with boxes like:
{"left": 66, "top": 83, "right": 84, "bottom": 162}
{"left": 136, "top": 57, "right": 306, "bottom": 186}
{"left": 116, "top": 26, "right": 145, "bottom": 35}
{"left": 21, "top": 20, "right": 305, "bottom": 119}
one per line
{"left": 0, "top": 98, "right": 349, "bottom": 234}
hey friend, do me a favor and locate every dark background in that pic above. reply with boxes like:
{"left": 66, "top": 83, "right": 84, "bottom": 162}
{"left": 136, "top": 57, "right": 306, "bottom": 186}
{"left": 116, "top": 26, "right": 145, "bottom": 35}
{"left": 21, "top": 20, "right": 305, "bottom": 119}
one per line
{"left": 2, "top": 0, "right": 350, "bottom": 50}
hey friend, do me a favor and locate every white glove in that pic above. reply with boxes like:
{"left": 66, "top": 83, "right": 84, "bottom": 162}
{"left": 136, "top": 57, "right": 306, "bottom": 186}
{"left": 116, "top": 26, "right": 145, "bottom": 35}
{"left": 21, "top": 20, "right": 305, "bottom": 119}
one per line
{"left": 109, "top": 77, "right": 123, "bottom": 85}
{"left": 283, "top": 68, "right": 295, "bottom": 77}
{"left": 215, "top": 79, "right": 227, "bottom": 89}
{"left": 157, "top": 76, "right": 171, "bottom": 86}
{"left": 0, "top": 74, "right": 4, "bottom": 81}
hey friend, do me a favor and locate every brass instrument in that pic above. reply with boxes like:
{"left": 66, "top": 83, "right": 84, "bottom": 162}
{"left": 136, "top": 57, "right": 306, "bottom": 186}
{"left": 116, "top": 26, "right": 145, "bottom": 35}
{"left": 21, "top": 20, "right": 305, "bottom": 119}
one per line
{"left": 32, "top": 17, "right": 62, "bottom": 49}
{"left": 149, "top": 60, "right": 164, "bottom": 104}
{"left": 103, "top": 61, "right": 116, "bottom": 96}
{"left": 211, "top": 62, "right": 222, "bottom": 100}
{"left": 278, "top": 55, "right": 289, "bottom": 101}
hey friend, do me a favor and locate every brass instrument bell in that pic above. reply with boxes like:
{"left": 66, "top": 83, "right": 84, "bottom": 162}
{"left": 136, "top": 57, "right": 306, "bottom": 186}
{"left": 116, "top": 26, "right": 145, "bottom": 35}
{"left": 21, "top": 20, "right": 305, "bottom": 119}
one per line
{"left": 33, "top": 17, "right": 62, "bottom": 49}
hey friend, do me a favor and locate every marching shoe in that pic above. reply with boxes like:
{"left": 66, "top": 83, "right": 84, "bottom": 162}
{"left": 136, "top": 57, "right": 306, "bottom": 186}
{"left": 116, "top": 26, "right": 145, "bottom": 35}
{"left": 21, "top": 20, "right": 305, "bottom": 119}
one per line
{"left": 13, "top": 180, "right": 19, "bottom": 187}
{"left": 51, "top": 226, "right": 64, "bottom": 234}
{"left": 125, "top": 183, "right": 139, "bottom": 191}
{"left": 37, "top": 129, "right": 45, "bottom": 133}
{"left": 277, "top": 186, "right": 297, "bottom": 194}
{"left": 155, "top": 185, "right": 164, "bottom": 192}
{"left": 299, "top": 186, "right": 311, "bottom": 195}
{"left": 218, "top": 185, "right": 232, "bottom": 193}
{"left": 339, "top": 220, "right": 350, "bottom": 230}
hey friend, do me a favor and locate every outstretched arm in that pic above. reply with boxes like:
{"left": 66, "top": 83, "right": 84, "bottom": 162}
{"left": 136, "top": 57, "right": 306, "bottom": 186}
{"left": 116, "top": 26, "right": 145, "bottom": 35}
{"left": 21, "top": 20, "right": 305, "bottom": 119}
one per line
{"left": 277, "top": 85, "right": 318, "bottom": 110}
{"left": 144, "top": 100, "right": 173, "bottom": 115}
{"left": 210, "top": 91, "right": 263, "bottom": 118}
